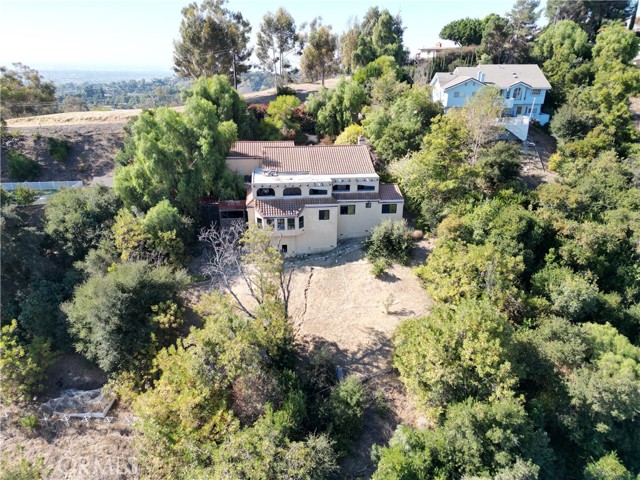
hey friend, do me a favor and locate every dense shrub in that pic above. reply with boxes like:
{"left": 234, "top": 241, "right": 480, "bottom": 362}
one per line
{"left": 0, "top": 320, "right": 54, "bottom": 404}
{"left": 321, "top": 376, "right": 366, "bottom": 455}
{"left": 44, "top": 185, "right": 120, "bottom": 260}
{"left": 46, "top": 136, "right": 72, "bottom": 162}
{"left": 276, "top": 85, "right": 296, "bottom": 96}
{"left": 335, "top": 124, "right": 365, "bottom": 145}
{"left": 6, "top": 151, "right": 41, "bottom": 181}
{"left": 1, "top": 186, "right": 38, "bottom": 206}
{"left": 63, "top": 261, "right": 189, "bottom": 372}
{"left": 365, "top": 219, "right": 413, "bottom": 265}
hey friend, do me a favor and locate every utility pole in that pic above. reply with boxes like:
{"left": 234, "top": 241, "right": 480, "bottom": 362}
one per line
{"left": 231, "top": 50, "right": 237, "bottom": 89}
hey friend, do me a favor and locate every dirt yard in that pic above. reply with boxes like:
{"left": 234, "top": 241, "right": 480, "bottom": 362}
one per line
{"left": 521, "top": 126, "right": 559, "bottom": 188}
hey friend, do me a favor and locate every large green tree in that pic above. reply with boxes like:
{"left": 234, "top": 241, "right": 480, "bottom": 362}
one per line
{"left": 506, "top": 0, "right": 541, "bottom": 63}
{"left": 313, "top": 79, "right": 368, "bottom": 137}
{"left": 173, "top": 0, "right": 252, "bottom": 83}
{"left": 532, "top": 20, "right": 592, "bottom": 107}
{"left": 353, "top": 7, "right": 407, "bottom": 67}
{"left": 256, "top": 8, "right": 301, "bottom": 87}
{"left": 439, "top": 17, "right": 485, "bottom": 46}
{"left": 115, "top": 78, "right": 244, "bottom": 216}
{"left": 372, "top": 397, "right": 554, "bottom": 479}
{"left": 0, "top": 63, "right": 56, "bottom": 119}
{"left": 477, "top": 15, "right": 512, "bottom": 64}
{"left": 545, "top": 0, "right": 635, "bottom": 41}
{"left": 300, "top": 18, "right": 339, "bottom": 87}
{"left": 340, "top": 17, "right": 361, "bottom": 73}
{"left": 394, "top": 299, "right": 517, "bottom": 413}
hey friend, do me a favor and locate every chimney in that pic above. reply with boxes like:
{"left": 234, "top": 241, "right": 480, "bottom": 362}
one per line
{"left": 477, "top": 70, "right": 485, "bottom": 83}
{"left": 435, "top": 41, "right": 442, "bottom": 48}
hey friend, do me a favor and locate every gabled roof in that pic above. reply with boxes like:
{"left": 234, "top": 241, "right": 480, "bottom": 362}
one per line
{"left": 452, "top": 64, "right": 551, "bottom": 89}
{"left": 228, "top": 140, "right": 295, "bottom": 158}
{"left": 262, "top": 145, "right": 376, "bottom": 175}
{"left": 442, "top": 75, "right": 483, "bottom": 91}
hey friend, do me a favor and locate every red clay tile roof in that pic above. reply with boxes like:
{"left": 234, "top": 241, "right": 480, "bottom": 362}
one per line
{"left": 333, "top": 184, "right": 404, "bottom": 202}
{"left": 379, "top": 184, "right": 404, "bottom": 202}
{"left": 254, "top": 198, "right": 337, "bottom": 218}
{"left": 229, "top": 141, "right": 294, "bottom": 158}
{"left": 262, "top": 145, "right": 376, "bottom": 175}
{"left": 333, "top": 192, "right": 380, "bottom": 201}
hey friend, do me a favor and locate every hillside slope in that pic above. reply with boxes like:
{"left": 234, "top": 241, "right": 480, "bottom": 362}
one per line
{"left": 1, "top": 78, "right": 342, "bottom": 183}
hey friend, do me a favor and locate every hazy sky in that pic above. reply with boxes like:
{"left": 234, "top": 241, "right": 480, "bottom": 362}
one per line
{"left": 0, "top": 0, "right": 525, "bottom": 70}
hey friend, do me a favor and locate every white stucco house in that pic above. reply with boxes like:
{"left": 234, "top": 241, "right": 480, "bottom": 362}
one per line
{"left": 226, "top": 142, "right": 404, "bottom": 255}
{"left": 430, "top": 64, "right": 552, "bottom": 139}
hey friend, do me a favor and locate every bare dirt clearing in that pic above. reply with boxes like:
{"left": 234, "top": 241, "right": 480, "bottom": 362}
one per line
{"left": 287, "top": 240, "right": 433, "bottom": 377}
{"left": 1, "top": 124, "right": 123, "bottom": 183}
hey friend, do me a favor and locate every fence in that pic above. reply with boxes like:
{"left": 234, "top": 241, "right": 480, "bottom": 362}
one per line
{"left": 1, "top": 180, "right": 83, "bottom": 191}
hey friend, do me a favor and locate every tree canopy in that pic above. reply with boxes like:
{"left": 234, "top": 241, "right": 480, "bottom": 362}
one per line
{"left": 256, "top": 8, "right": 301, "bottom": 86}
{"left": 173, "top": 0, "right": 252, "bottom": 83}
{"left": 115, "top": 76, "right": 245, "bottom": 216}
{"left": 300, "top": 18, "right": 339, "bottom": 87}
{"left": 0, "top": 63, "right": 56, "bottom": 120}
{"left": 440, "top": 17, "right": 485, "bottom": 46}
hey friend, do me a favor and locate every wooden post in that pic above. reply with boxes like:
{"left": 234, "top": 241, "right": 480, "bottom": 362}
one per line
{"left": 232, "top": 50, "right": 237, "bottom": 89}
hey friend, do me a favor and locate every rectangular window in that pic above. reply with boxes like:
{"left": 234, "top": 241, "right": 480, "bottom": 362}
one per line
{"left": 333, "top": 184, "right": 351, "bottom": 192}
{"left": 319, "top": 210, "right": 330, "bottom": 220}
{"left": 453, "top": 91, "right": 462, "bottom": 98}
{"left": 382, "top": 204, "right": 397, "bottom": 214}
{"left": 220, "top": 210, "right": 244, "bottom": 219}
{"left": 299, "top": 216, "right": 304, "bottom": 228}
{"left": 281, "top": 245, "right": 287, "bottom": 253}
{"left": 266, "top": 218, "right": 274, "bottom": 227}
{"left": 532, "top": 89, "right": 541, "bottom": 95}
{"left": 365, "top": 202, "right": 371, "bottom": 208}
{"left": 357, "top": 184, "right": 375, "bottom": 191}
{"left": 309, "top": 188, "right": 328, "bottom": 195}
{"left": 287, "top": 218, "right": 295, "bottom": 230}
{"left": 277, "top": 219, "right": 285, "bottom": 230}
{"left": 257, "top": 218, "right": 263, "bottom": 228}
{"left": 340, "top": 205, "right": 356, "bottom": 215}
{"left": 533, "top": 107, "right": 539, "bottom": 114}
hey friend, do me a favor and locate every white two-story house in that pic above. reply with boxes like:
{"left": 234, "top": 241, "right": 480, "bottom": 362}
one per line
{"left": 430, "top": 64, "right": 552, "bottom": 128}
{"left": 229, "top": 143, "right": 403, "bottom": 255}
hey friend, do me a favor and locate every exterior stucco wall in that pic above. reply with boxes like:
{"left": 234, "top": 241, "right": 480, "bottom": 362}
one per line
{"left": 280, "top": 205, "right": 339, "bottom": 255}
{"left": 253, "top": 178, "right": 379, "bottom": 200}
{"left": 226, "top": 157, "right": 261, "bottom": 177}
{"left": 336, "top": 200, "right": 404, "bottom": 239}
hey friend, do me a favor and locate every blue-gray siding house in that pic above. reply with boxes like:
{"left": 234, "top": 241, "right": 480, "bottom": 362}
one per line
{"left": 430, "top": 64, "right": 552, "bottom": 126}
